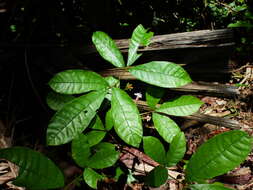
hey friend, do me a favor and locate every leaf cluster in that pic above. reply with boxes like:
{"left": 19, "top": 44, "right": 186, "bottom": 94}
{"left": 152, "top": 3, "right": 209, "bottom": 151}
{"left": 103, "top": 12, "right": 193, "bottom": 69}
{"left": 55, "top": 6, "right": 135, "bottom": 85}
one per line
{"left": 1, "top": 24, "right": 252, "bottom": 190}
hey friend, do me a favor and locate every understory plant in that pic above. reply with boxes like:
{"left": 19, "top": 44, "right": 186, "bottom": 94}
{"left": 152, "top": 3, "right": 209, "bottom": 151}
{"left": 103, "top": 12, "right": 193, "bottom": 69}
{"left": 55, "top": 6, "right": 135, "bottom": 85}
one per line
{"left": 0, "top": 25, "right": 252, "bottom": 190}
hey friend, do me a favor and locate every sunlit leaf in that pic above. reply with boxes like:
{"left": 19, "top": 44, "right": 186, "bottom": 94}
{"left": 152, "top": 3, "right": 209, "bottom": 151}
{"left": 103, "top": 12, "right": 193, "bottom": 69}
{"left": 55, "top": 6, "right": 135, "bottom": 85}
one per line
{"left": 146, "top": 86, "right": 165, "bottom": 109}
{"left": 83, "top": 168, "right": 104, "bottom": 189}
{"left": 47, "top": 91, "right": 106, "bottom": 145}
{"left": 49, "top": 70, "right": 108, "bottom": 94}
{"left": 143, "top": 136, "right": 167, "bottom": 164}
{"left": 104, "top": 76, "right": 120, "bottom": 88}
{"left": 228, "top": 21, "right": 253, "bottom": 28}
{"left": 166, "top": 132, "right": 186, "bottom": 167}
{"left": 111, "top": 88, "right": 143, "bottom": 147}
{"left": 186, "top": 130, "right": 253, "bottom": 182}
{"left": 152, "top": 113, "right": 180, "bottom": 143}
{"left": 105, "top": 109, "right": 114, "bottom": 131}
{"left": 156, "top": 95, "right": 203, "bottom": 116}
{"left": 0, "top": 147, "right": 64, "bottom": 190}
{"left": 104, "top": 76, "right": 120, "bottom": 100}
{"left": 127, "top": 24, "right": 153, "bottom": 66}
{"left": 129, "top": 61, "right": 192, "bottom": 88}
{"left": 92, "top": 31, "right": 125, "bottom": 68}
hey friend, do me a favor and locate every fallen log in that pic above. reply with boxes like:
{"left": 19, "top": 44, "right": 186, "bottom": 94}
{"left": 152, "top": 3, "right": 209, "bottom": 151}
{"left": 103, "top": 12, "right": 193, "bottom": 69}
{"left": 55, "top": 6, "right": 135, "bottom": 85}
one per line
{"left": 99, "top": 68, "right": 240, "bottom": 97}
{"left": 75, "top": 29, "right": 235, "bottom": 81}
{"left": 135, "top": 100, "right": 241, "bottom": 129}
{"left": 83, "top": 29, "right": 235, "bottom": 55}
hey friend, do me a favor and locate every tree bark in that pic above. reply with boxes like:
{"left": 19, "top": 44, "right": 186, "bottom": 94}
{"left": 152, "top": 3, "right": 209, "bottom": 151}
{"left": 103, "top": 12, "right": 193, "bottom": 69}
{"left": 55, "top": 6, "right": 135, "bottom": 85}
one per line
{"left": 83, "top": 28, "right": 235, "bottom": 55}
{"left": 99, "top": 68, "right": 240, "bottom": 97}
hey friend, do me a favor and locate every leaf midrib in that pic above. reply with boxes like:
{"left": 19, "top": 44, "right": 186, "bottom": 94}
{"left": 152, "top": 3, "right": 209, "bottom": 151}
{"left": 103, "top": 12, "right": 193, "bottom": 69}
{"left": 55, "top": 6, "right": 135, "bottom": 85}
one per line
{"left": 131, "top": 68, "right": 188, "bottom": 79}
{"left": 97, "top": 38, "right": 123, "bottom": 67}
{"left": 48, "top": 94, "right": 103, "bottom": 142}
{"left": 190, "top": 135, "right": 248, "bottom": 179}
{"left": 114, "top": 94, "right": 140, "bottom": 143}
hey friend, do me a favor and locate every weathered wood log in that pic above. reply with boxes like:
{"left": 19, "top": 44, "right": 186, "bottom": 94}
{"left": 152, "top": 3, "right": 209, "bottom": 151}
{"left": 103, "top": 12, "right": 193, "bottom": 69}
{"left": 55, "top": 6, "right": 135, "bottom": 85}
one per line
{"left": 72, "top": 29, "right": 236, "bottom": 81}
{"left": 99, "top": 68, "right": 240, "bottom": 97}
{"left": 83, "top": 29, "right": 235, "bottom": 55}
{"left": 136, "top": 100, "right": 241, "bottom": 129}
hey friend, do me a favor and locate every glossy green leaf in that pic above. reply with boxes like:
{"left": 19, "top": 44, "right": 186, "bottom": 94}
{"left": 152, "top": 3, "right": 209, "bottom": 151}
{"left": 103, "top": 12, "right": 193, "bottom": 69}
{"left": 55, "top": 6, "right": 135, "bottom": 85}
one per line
{"left": 146, "top": 86, "right": 165, "bottom": 109}
{"left": 186, "top": 130, "right": 253, "bottom": 182}
{"left": 47, "top": 90, "right": 106, "bottom": 145}
{"left": 166, "top": 132, "right": 186, "bottom": 167}
{"left": 0, "top": 147, "right": 64, "bottom": 190}
{"left": 104, "top": 76, "right": 120, "bottom": 88}
{"left": 72, "top": 134, "right": 91, "bottom": 167}
{"left": 72, "top": 135, "right": 119, "bottom": 169}
{"left": 83, "top": 168, "right": 104, "bottom": 189}
{"left": 156, "top": 95, "right": 203, "bottom": 116}
{"left": 49, "top": 70, "right": 108, "bottom": 94}
{"left": 143, "top": 136, "right": 167, "bottom": 164}
{"left": 129, "top": 61, "right": 192, "bottom": 88}
{"left": 46, "top": 91, "right": 75, "bottom": 111}
{"left": 104, "top": 76, "right": 120, "bottom": 100}
{"left": 152, "top": 113, "right": 180, "bottom": 143}
{"left": 87, "top": 142, "right": 120, "bottom": 169}
{"left": 92, "top": 31, "right": 125, "bottom": 68}
{"left": 86, "top": 116, "right": 106, "bottom": 146}
{"left": 127, "top": 24, "right": 153, "bottom": 66}
{"left": 145, "top": 166, "right": 168, "bottom": 187}
{"left": 190, "top": 184, "right": 233, "bottom": 190}
{"left": 105, "top": 109, "right": 114, "bottom": 131}
{"left": 111, "top": 88, "right": 143, "bottom": 147}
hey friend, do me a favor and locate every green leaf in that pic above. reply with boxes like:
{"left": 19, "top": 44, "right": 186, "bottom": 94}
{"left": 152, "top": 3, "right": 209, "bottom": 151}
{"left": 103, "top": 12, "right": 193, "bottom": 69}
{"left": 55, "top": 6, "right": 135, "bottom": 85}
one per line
{"left": 127, "top": 24, "right": 153, "bottom": 66}
{"left": 47, "top": 90, "right": 106, "bottom": 145}
{"left": 143, "top": 136, "right": 167, "bottom": 164}
{"left": 228, "top": 21, "right": 253, "bottom": 28}
{"left": 156, "top": 95, "right": 203, "bottom": 116}
{"left": 166, "top": 132, "right": 186, "bottom": 167}
{"left": 186, "top": 130, "right": 253, "bottom": 182}
{"left": 146, "top": 86, "right": 165, "bottom": 109}
{"left": 104, "top": 76, "right": 120, "bottom": 88}
{"left": 114, "top": 167, "right": 124, "bottom": 181}
{"left": 86, "top": 116, "right": 106, "bottom": 146}
{"left": 111, "top": 88, "right": 143, "bottom": 147}
{"left": 49, "top": 70, "right": 108, "bottom": 94}
{"left": 92, "top": 31, "right": 125, "bottom": 68}
{"left": 128, "top": 61, "right": 192, "bottom": 88}
{"left": 83, "top": 168, "right": 104, "bottom": 189}
{"left": 46, "top": 91, "right": 75, "bottom": 111}
{"left": 233, "top": 4, "right": 247, "bottom": 12}
{"left": 104, "top": 76, "right": 120, "bottom": 100}
{"left": 0, "top": 147, "right": 64, "bottom": 190}
{"left": 87, "top": 142, "right": 120, "bottom": 169}
{"left": 72, "top": 135, "right": 119, "bottom": 169}
{"left": 144, "top": 166, "right": 168, "bottom": 187}
{"left": 245, "top": 11, "right": 253, "bottom": 20}
{"left": 72, "top": 134, "right": 91, "bottom": 167}
{"left": 47, "top": 92, "right": 75, "bottom": 111}
{"left": 190, "top": 184, "right": 234, "bottom": 190}
{"left": 105, "top": 109, "right": 114, "bottom": 131}
{"left": 152, "top": 113, "right": 180, "bottom": 143}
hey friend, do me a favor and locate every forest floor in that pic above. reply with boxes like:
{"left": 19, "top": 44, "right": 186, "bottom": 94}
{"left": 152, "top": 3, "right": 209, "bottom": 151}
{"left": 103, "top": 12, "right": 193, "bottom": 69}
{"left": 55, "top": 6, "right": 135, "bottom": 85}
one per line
{"left": 0, "top": 59, "right": 252, "bottom": 190}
